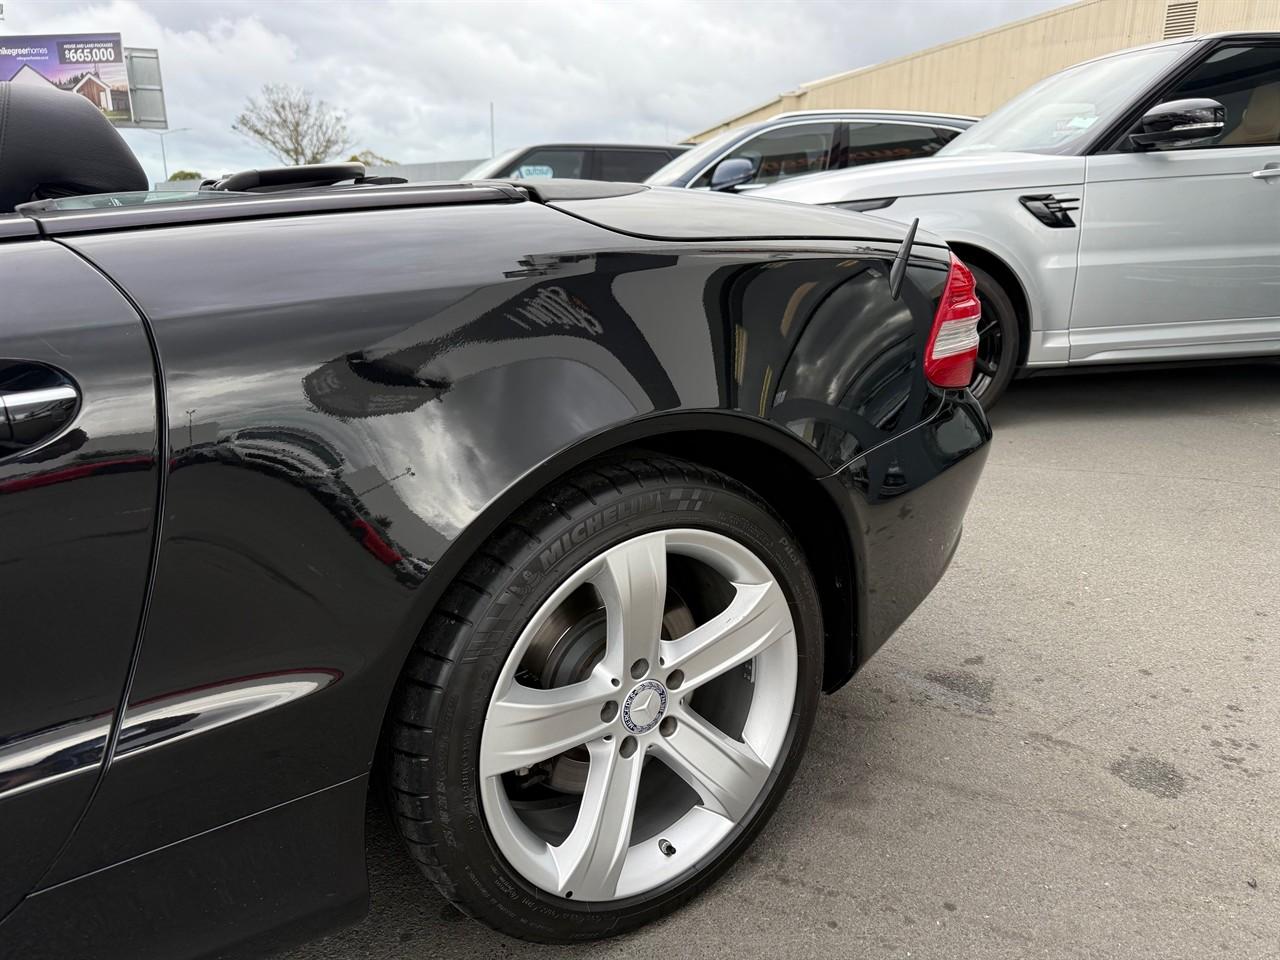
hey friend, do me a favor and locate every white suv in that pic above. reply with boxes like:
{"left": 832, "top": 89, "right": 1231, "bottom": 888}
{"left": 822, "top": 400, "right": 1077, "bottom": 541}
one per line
{"left": 758, "top": 33, "right": 1280, "bottom": 407}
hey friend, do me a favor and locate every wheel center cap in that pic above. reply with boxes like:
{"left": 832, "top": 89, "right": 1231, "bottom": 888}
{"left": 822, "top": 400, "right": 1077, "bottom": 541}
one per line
{"left": 621, "top": 679, "right": 668, "bottom": 734}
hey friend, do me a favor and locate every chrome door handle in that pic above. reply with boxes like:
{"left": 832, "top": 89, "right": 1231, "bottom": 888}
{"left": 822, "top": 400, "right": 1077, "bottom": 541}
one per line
{"left": 1251, "top": 165, "right": 1280, "bottom": 180}
{"left": 0, "top": 383, "right": 80, "bottom": 447}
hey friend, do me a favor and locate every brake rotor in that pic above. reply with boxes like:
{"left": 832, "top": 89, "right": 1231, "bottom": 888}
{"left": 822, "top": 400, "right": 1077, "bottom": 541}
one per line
{"left": 518, "top": 583, "right": 697, "bottom": 795}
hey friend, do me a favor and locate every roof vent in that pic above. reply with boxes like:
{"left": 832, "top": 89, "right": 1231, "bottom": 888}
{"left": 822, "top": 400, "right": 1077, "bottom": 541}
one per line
{"left": 1163, "top": 1, "right": 1198, "bottom": 39}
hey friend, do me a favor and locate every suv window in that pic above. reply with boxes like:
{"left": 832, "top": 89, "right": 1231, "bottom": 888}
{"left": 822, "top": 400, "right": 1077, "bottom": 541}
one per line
{"left": 595, "top": 149, "right": 669, "bottom": 182}
{"left": 839, "top": 122, "right": 960, "bottom": 168}
{"left": 504, "top": 149, "right": 586, "bottom": 179}
{"left": 694, "top": 122, "right": 837, "bottom": 188}
{"left": 1155, "top": 44, "right": 1280, "bottom": 148}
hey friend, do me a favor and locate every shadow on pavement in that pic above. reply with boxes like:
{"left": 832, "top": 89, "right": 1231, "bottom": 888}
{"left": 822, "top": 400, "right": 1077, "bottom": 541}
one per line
{"left": 279, "top": 678, "right": 907, "bottom": 960}
{"left": 992, "top": 361, "right": 1278, "bottom": 427}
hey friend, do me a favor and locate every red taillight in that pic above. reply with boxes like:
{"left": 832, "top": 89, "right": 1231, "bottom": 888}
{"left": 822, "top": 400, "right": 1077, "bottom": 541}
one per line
{"left": 925, "top": 253, "right": 981, "bottom": 388}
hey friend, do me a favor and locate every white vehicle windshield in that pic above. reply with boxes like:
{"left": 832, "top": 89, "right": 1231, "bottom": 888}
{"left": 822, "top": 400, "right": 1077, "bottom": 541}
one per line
{"left": 941, "top": 44, "right": 1189, "bottom": 156}
{"left": 644, "top": 128, "right": 739, "bottom": 185}
{"left": 462, "top": 148, "right": 523, "bottom": 179}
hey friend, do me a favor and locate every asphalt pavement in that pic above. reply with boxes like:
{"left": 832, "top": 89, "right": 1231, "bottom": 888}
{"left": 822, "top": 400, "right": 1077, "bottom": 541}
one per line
{"left": 282, "top": 362, "right": 1280, "bottom": 960}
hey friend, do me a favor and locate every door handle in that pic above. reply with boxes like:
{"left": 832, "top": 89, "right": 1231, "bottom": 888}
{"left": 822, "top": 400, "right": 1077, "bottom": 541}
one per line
{"left": 1251, "top": 164, "right": 1280, "bottom": 180}
{"left": 0, "top": 384, "right": 80, "bottom": 449}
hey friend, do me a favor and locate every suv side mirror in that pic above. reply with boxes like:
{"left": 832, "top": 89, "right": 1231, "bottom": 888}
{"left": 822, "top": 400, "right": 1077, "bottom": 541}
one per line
{"left": 1130, "top": 98, "right": 1226, "bottom": 150}
{"left": 709, "top": 157, "right": 756, "bottom": 192}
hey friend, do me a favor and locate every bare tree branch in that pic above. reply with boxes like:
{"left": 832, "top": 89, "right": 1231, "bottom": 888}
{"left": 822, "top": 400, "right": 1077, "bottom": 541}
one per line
{"left": 232, "top": 84, "right": 355, "bottom": 165}
{"left": 349, "top": 149, "right": 398, "bottom": 167}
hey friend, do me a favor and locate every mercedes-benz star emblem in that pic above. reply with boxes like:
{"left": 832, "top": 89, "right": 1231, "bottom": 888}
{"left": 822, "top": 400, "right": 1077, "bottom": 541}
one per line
{"left": 621, "top": 679, "right": 668, "bottom": 734}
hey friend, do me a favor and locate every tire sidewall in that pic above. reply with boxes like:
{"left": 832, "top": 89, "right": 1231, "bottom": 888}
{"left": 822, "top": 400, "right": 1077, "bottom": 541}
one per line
{"left": 968, "top": 262, "right": 1019, "bottom": 410}
{"left": 431, "top": 469, "right": 822, "bottom": 939}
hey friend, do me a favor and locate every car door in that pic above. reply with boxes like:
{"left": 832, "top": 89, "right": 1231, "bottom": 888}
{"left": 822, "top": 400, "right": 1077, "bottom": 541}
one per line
{"left": 1071, "top": 41, "right": 1280, "bottom": 363}
{"left": 0, "top": 234, "right": 160, "bottom": 916}
{"left": 692, "top": 121, "right": 838, "bottom": 191}
{"left": 592, "top": 148, "right": 671, "bottom": 183}
{"left": 503, "top": 147, "right": 588, "bottom": 180}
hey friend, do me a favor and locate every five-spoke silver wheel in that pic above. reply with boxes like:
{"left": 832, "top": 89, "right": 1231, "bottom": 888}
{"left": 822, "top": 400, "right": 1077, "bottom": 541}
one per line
{"left": 480, "top": 528, "right": 797, "bottom": 902}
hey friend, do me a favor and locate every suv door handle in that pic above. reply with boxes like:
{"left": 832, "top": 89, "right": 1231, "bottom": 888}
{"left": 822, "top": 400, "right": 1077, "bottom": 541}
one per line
{"left": 1251, "top": 164, "right": 1280, "bottom": 180}
{"left": 0, "top": 383, "right": 80, "bottom": 449}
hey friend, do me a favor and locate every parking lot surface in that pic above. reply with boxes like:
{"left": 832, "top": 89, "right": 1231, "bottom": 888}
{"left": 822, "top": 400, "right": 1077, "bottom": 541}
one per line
{"left": 282, "top": 363, "right": 1279, "bottom": 960}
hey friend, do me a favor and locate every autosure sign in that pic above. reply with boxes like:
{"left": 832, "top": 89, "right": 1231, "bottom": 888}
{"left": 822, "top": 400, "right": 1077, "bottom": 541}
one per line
{"left": 0, "top": 33, "right": 132, "bottom": 123}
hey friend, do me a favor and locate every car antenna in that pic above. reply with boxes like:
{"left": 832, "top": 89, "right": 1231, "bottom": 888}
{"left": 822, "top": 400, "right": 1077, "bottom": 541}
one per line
{"left": 888, "top": 217, "right": 919, "bottom": 301}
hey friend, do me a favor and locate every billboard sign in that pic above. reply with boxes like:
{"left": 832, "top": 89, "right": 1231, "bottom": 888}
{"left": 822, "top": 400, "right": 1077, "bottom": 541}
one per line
{"left": 0, "top": 33, "right": 133, "bottom": 123}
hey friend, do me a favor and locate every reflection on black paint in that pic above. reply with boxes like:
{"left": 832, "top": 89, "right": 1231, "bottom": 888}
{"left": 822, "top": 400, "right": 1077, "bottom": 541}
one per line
{"left": 177, "top": 424, "right": 427, "bottom": 585}
{"left": 770, "top": 260, "right": 942, "bottom": 467}
{"left": 303, "top": 251, "right": 681, "bottom": 421}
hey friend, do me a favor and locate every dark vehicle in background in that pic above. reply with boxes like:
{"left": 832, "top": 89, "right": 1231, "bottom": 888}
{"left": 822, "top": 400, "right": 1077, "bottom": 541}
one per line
{"left": 0, "top": 82, "right": 989, "bottom": 957}
{"left": 645, "top": 109, "right": 978, "bottom": 192}
{"left": 462, "top": 141, "right": 690, "bottom": 182}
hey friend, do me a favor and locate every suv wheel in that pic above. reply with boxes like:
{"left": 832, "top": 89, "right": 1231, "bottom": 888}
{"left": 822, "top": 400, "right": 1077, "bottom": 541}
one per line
{"left": 967, "top": 262, "right": 1019, "bottom": 410}
{"left": 385, "top": 456, "right": 822, "bottom": 941}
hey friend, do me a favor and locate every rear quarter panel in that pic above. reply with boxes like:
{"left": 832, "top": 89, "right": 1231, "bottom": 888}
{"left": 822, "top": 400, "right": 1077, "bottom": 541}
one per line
{"left": 44, "top": 199, "right": 952, "bottom": 881}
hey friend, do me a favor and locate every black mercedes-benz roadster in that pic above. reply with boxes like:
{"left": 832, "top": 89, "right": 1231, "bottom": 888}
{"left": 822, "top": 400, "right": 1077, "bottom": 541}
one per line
{"left": 0, "top": 83, "right": 989, "bottom": 956}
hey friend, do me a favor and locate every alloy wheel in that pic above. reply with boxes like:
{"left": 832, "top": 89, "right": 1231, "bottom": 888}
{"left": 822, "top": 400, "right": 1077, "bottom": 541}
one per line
{"left": 479, "top": 528, "right": 797, "bottom": 902}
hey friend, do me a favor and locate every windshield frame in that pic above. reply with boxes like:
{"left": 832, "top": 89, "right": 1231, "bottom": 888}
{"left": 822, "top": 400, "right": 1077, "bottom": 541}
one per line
{"left": 939, "top": 39, "right": 1200, "bottom": 159}
{"left": 462, "top": 148, "right": 525, "bottom": 180}
{"left": 16, "top": 190, "right": 254, "bottom": 212}
{"left": 644, "top": 127, "right": 750, "bottom": 186}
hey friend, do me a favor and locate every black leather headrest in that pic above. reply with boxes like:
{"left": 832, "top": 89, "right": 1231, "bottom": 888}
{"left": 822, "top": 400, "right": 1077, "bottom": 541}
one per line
{"left": 0, "top": 81, "right": 147, "bottom": 212}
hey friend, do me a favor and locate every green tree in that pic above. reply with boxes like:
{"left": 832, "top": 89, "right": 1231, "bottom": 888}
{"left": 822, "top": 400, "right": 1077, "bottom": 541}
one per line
{"left": 233, "top": 84, "right": 354, "bottom": 165}
{"left": 169, "top": 169, "right": 203, "bottom": 181}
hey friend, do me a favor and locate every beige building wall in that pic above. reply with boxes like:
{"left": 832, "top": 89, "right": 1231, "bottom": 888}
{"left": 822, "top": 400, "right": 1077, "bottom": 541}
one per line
{"left": 689, "top": 0, "right": 1280, "bottom": 141}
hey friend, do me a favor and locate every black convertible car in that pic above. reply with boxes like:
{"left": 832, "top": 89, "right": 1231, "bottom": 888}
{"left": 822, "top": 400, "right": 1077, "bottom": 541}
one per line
{"left": 0, "top": 83, "right": 989, "bottom": 957}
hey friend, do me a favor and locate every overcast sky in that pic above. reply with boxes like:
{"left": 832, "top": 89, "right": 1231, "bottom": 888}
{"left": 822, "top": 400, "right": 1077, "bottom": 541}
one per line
{"left": 6, "top": 0, "right": 1069, "bottom": 183}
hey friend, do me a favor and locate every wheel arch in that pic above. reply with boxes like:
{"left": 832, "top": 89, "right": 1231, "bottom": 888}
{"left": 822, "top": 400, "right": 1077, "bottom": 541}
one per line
{"left": 389, "top": 411, "right": 859, "bottom": 714}
{"left": 947, "top": 241, "right": 1032, "bottom": 368}
{"left": 633, "top": 426, "right": 857, "bottom": 693}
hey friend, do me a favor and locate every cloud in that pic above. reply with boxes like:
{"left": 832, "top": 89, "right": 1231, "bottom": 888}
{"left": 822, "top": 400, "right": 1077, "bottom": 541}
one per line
{"left": 5, "top": 0, "right": 1070, "bottom": 183}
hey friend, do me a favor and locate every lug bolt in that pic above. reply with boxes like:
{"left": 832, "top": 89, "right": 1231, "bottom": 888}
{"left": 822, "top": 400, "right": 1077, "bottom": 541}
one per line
{"left": 619, "top": 735, "right": 638, "bottom": 758}
{"left": 601, "top": 700, "right": 618, "bottom": 722}
{"left": 630, "top": 658, "right": 649, "bottom": 679}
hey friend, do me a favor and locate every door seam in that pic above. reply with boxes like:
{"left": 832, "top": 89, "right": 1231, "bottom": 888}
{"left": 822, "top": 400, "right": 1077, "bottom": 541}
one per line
{"left": 22, "top": 238, "right": 171, "bottom": 895}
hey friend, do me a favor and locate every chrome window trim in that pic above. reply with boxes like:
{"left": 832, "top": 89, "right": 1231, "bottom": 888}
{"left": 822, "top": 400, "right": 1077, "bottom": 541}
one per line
{"left": 771, "top": 108, "right": 980, "bottom": 123}
{"left": 20, "top": 185, "right": 520, "bottom": 236}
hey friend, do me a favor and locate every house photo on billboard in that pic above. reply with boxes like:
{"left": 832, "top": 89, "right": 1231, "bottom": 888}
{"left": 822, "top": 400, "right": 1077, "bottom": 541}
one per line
{"left": 0, "top": 33, "right": 132, "bottom": 122}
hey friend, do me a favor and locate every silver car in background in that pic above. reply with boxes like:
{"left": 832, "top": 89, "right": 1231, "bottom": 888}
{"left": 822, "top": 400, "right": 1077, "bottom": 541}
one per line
{"left": 645, "top": 110, "right": 976, "bottom": 193}
{"left": 759, "top": 32, "right": 1280, "bottom": 407}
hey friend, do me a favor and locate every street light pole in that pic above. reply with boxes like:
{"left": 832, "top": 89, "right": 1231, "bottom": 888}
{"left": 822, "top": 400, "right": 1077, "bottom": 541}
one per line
{"left": 147, "top": 127, "right": 190, "bottom": 182}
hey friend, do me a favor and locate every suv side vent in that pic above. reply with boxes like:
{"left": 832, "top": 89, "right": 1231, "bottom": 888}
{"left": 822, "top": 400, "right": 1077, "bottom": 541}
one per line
{"left": 1163, "top": 1, "right": 1198, "bottom": 39}
{"left": 1019, "top": 194, "right": 1080, "bottom": 228}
